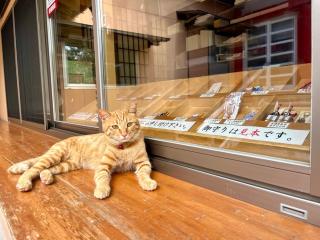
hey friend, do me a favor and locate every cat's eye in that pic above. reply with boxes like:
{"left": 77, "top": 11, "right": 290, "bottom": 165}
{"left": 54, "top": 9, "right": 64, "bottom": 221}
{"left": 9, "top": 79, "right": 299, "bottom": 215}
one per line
{"left": 111, "top": 125, "right": 119, "bottom": 129}
{"left": 127, "top": 122, "right": 134, "bottom": 127}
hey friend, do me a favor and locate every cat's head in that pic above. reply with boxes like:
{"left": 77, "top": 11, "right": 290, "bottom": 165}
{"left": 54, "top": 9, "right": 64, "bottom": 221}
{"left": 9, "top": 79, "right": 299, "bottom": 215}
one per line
{"left": 98, "top": 103, "right": 141, "bottom": 144}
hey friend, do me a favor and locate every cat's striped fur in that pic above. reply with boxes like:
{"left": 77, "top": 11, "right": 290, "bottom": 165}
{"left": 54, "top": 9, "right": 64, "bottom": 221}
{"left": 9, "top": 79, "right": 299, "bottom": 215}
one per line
{"left": 8, "top": 103, "right": 157, "bottom": 199}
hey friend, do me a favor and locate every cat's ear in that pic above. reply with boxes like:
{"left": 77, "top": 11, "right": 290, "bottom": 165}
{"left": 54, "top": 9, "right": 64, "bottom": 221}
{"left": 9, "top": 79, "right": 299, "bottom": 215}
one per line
{"left": 98, "top": 109, "right": 110, "bottom": 120}
{"left": 128, "top": 102, "right": 137, "bottom": 115}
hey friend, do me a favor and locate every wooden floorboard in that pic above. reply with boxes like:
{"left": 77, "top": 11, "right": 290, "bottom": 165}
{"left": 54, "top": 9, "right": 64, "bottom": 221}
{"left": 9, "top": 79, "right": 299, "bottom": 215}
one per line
{"left": 0, "top": 121, "right": 319, "bottom": 240}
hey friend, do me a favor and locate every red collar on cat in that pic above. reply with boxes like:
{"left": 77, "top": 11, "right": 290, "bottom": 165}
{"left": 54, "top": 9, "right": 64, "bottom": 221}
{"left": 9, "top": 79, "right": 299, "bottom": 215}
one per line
{"left": 117, "top": 144, "right": 125, "bottom": 149}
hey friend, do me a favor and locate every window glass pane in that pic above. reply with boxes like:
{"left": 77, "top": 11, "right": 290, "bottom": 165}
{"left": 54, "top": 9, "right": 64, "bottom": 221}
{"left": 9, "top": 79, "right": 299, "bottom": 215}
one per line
{"left": 139, "top": 53, "right": 145, "bottom": 64}
{"left": 271, "top": 30, "right": 294, "bottom": 43}
{"left": 272, "top": 19, "right": 294, "bottom": 32}
{"left": 118, "top": 49, "right": 123, "bottom": 62}
{"left": 117, "top": 34, "right": 122, "bottom": 48}
{"left": 124, "top": 50, "right": 129, "bottom": 62}
{"left": 248, "top": 58, "right": 266, "bottom": 68}
{"left": 248, "top": 36, "right": 266, "bottom": 48}
{"left": 271, "top": 53, "right": 293, "bottom": 65}
{"left": 119, "top": 77, "right": 125, "bottom": 85}
{"left": 51, "top": 0, "right": 97, "bottom": 127}
{"left": 129, "top": 50, "right": 135, "bottom": 63}
{"left": 130, "top": 63, "right": 135, "bottom": 76}
{"left": 139, "top": 39, "right": 144, "bottom": 50}
{"left": 125, "top": 77, "right": 131, "bottom": 85}
{"left": 248, "top": 47, "right": 266, "bottom": 58}
{"left": 134, "top": 38, "right": 139, "bottom": 49}
{"left": 248, "top": 25, "right": 266, "bottom": 36}
{"left": 128, "top": 36, "right": 134, "bottom": 49}
{"left": 119, "top": 64, "right": 124, "bottom": 76}
{"left": 144, "top": 40, "right": 148, "bottom": 49}
{"left": 123, "top": 36, "right": 128, "bottom": 48}
{"left": 271, "top": 42, "right": 293, "bottom": 54}
{"left": 124, "top": 63, "right": 130, "bottom": 77}
{"left": 102, "top": 0, "right": 311, "bottom": 164}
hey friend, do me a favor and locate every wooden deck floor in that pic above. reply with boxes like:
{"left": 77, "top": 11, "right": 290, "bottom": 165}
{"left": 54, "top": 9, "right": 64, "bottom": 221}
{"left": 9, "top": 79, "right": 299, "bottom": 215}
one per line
{"left": 0, "top": 121, "right": 320, "bottom": 240}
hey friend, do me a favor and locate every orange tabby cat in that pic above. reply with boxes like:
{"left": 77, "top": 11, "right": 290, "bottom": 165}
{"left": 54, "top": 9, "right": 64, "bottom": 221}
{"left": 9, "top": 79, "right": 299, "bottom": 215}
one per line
{"left": 7, "top": 103, "right": 157, "bottom": 199}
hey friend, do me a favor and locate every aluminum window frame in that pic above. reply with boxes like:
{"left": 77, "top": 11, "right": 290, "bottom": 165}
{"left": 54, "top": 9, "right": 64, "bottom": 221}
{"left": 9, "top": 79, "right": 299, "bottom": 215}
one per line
{"left": 245, "top": 15, "right": 297, "bottom": 70}
{"left": 310, "top": 0, "right": 320, "bottom": 197}
{"left": 45, "top": 0, "right": 101, "bottom": 129}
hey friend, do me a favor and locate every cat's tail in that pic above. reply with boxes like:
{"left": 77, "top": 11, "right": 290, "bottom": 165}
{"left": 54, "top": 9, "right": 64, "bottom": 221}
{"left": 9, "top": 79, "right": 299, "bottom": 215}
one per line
{"left": 7, "top": 158, "right": 39, "bottom": 174}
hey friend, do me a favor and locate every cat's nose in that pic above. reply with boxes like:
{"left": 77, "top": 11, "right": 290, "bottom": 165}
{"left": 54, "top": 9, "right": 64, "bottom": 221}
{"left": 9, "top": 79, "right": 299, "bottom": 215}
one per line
{"left": 121, "top": 132, "right": 128, "bottom": 137}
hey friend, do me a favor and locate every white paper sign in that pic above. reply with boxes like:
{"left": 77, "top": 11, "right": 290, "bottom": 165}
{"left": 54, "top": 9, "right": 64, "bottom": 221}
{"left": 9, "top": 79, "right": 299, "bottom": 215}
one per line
{"left": 68, "top": 112, "right": 93, "bottom": 121}
{"left": 267, "top": 122, "right": 289, "bottom": 129}
{"left": 251, "top": 91, "right": 269, "bottom": 95}
{"left": 197, "top": 123, "right": 309, "bottom": 145}
{"left": 143, "top": 115, "right": 156, "bottom": 119}
{"left": 200, "top": 82, "right": 222, "bottom": 98}
{"left": 144, "top": 96, "right": 153, "bottom": 100}
{"left": 169, "top": 95, "right": 181, "bottom": 99}
{"left": 173, "top": 117, "right": 188, "bottom": 121}
{"left": 224, "top": 119, "right": 245, "bottom": 126}
{"left": 139, "top": 119, "right": 195, "bottom": 132}
{"left": 200, "top": 93, "right": 216, "bottom": 98}
{"left": 204, "top": 118, "right": 222, "bottom": 124}
{"left": 297, "top": 89, "right": 310, "bottom": 94}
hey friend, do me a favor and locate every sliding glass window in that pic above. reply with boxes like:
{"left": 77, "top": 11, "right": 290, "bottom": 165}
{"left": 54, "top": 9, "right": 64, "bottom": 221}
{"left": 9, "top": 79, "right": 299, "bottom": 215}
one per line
{"left": 97, "top": 0, "right": 312, "bottom": 164}
{"left": 50, "top": 0, "right": 98, "bottom": 127}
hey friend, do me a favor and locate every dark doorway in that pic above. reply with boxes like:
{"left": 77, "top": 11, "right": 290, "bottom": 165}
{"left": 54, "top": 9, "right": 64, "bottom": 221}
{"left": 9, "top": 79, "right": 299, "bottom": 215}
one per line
{"left": 14, "top": 0, "right": 43, "bottom": 123}
{"left": 1, "top": 0, "right": 44, "bottom": 123}
{"left": 1, "top": 13, "right": 20, "bottom": 119}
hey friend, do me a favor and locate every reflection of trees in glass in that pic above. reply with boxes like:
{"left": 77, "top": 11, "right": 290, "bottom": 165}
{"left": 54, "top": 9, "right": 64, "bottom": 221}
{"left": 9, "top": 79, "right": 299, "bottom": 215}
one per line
{"left": 65, "top": 45, "right": 94, "bottom": 62}
{"left": 65, "top": 45, "right": 95, "bottom": 84}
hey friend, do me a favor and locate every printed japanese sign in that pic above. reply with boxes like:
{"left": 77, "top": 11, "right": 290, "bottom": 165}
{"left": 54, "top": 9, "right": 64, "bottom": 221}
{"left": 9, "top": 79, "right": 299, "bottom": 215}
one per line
{"left": 267, "top": 122, "right": 289, "bottom": 129}
{"left": 139, "top": 119, "right": 195, "bottom": 132}
{"left": 200, "top": 82, "right": 222, "bottom": 98}
{"left": 224, "top": 119, "right": 245, "bottom": 126}
{"left": 204, "top": 119, "right": 222, "bottom": 124}
{"left": 197, "top": 123, "right": 309, "bottom": 145}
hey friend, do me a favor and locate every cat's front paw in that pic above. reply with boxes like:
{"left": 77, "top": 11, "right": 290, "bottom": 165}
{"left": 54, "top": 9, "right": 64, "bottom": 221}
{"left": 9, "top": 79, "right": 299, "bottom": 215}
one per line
{"left": 139, "top": 179, "right": 157, "bottom": 191}
{"left": 40, "top": 170, "right": 54, "bottom": 185}
{"left": 8, "top": 163, "right": 29, "bottom": 174}
{"left": 16, "top": 178, "right": 32, "bottom": 192}
{"left": 94, "top": 186, "right": 111, "bottom": 199}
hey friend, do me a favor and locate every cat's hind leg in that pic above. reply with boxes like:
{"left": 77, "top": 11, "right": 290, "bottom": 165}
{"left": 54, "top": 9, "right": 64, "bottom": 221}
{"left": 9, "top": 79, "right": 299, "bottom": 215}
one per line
{"left": 40, "top": 161, "right": 81, "bottom": 185}
{"left": 16, "top": 142, "right": 67, "bottom": 191}
{"left": 7, "top": 158, "right": 38, "bottom": 174}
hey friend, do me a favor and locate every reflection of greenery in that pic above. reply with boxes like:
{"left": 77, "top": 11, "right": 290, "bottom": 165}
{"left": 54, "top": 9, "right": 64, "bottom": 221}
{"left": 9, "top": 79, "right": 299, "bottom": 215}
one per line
{"left": 65, "top": 45, "right": 94, "bottom": 62}
{"left": 65, "top": 45, "right": 95, "bottom": 84}
{"left": 68, "top": 61, "right": 94, "bottom": 84}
